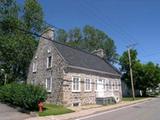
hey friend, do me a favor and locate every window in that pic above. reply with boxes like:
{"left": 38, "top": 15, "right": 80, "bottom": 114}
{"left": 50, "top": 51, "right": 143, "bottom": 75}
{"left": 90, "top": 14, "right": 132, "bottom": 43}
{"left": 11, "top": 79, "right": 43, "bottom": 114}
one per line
{"left": 95, "top": 80, "right": 98, "bottom": 91}
{"left": 31, "top": 79, "right": 35, "bottom": 85}
{"left": 32, "top": 62, "right": 37, "bottom": 72}
{"left": 84, "top": 78, "right": 91, "bottom": 91}
{"left": 118, "top": 81, "right": 121, "bottom": 90}
{"left": 109, "top": 80, "right": 112, "bottom": 90}
{"left": 46, "top": 77, "right": 52, "bottom": 92}
{"left": 115, "top": 81, "right": 118, "bottom": 90}
{"left": 103, "top": 80, "right": 106, "bottom": 90}
{"left": 106, "top": 82, "right": 109, "bottom": 91}
{"left": 72, "top": 77, "right": 80, "bottom": 92}
{"left": 47, "top": 56, "right": 52, "bottom": 68}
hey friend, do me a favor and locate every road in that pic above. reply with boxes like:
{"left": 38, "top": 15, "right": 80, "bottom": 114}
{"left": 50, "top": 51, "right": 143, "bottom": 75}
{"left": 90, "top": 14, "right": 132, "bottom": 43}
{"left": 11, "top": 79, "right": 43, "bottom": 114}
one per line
{"left": 77, "top": 97, "right": 160, "bottom": 120}
{"left": 0, "top": 103, "right": 30, "bottom": 120}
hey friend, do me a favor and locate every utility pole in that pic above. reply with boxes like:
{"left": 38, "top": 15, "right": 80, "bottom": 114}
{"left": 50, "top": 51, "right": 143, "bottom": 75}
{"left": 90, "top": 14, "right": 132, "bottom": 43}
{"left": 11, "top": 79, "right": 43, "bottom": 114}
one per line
{"left": 127, "top": 44, "right": 137, "bottom": 100}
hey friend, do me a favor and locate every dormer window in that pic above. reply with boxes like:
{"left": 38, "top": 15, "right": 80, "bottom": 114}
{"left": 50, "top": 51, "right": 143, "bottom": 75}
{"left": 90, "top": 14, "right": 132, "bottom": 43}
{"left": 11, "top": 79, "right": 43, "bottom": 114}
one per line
{"left": 47, "top": 56, "right": 52, "bottom": 68}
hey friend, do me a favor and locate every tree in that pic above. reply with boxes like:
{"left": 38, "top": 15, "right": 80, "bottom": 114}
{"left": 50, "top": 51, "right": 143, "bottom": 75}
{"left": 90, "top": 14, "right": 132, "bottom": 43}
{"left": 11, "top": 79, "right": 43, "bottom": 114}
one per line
{"left": 23, "top": 0, "right": 43, "bottom": 32}
{"left": 102, "top": 38, "right": 118, "bottom": 64}
{"left": 0, "top": 0, "right": 20, "bottom": 34}
{"left": 0, "top": 0, "right": 43, "bottom": 84}
{"left": 119, "top": 49, "right": 160, "bottom": 96}
{"left": 56, "top": 29, "right": 68, "bottom": 43}
{"left": 119, "top": 49, "right": 139, "bottom": 88}
{"left": 140, "top": 62, "right": 160, "bottom": 96}
{"left": 56, "top": 25, "right": 118, "bottom": 64}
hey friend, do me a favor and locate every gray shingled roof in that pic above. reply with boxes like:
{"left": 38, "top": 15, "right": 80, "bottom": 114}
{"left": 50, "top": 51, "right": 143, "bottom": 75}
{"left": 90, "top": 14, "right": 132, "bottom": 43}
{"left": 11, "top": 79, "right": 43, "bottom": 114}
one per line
{"left": 53, "top": 41, "right": 120, "bottom": 76}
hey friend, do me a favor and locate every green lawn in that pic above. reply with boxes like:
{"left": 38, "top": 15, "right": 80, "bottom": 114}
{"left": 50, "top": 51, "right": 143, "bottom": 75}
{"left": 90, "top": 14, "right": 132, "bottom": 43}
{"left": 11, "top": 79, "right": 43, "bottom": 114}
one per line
{"left": 38, "top": 104, "right": 74, "bottom": 116}
{"left": 122, "top": 97, "right": 147, "bottom": 101}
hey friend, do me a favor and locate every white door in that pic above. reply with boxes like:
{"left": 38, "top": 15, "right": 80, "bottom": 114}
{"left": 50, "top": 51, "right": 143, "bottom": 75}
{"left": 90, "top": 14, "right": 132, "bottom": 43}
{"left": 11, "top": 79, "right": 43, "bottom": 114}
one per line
{"left": 97, "top": 80, "right": 104, "bottom": 97}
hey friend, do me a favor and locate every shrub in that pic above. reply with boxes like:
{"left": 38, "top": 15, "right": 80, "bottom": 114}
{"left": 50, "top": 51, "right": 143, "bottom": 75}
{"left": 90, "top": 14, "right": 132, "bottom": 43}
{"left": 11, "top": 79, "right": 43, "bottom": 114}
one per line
{"left": 0, "top": 83, "right": 47, "bottom": 110}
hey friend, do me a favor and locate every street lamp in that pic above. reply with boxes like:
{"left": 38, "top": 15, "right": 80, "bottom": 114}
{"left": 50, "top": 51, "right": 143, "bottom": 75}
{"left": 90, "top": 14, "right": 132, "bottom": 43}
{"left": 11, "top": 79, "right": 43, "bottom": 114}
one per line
{"left": 1, "top": 69, "right": 7, "bottom": 85}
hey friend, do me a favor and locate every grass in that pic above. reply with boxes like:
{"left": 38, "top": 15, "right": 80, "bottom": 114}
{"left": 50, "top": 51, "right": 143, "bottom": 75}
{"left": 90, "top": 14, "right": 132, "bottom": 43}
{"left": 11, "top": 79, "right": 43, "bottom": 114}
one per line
{"left": 38, "top": 103, "right": 74, "bottom": 116}
{"left": 122, "top": 97, "right": 148, "bottom": 101}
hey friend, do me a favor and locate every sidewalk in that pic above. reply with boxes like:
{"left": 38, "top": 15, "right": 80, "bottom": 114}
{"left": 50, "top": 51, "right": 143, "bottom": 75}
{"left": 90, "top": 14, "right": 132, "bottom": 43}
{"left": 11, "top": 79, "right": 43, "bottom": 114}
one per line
{"left": 26, "top": 98, "right": 151, "bottom": 120}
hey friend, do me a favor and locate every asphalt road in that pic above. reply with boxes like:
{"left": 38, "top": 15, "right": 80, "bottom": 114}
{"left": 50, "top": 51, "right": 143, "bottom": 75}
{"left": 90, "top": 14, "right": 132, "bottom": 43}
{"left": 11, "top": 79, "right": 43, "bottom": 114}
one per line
{"left": 0, "top": 103, "right": 30, "bottom": 120}
{"left": 77, "top": 97, "right": 160, "bottom": 120}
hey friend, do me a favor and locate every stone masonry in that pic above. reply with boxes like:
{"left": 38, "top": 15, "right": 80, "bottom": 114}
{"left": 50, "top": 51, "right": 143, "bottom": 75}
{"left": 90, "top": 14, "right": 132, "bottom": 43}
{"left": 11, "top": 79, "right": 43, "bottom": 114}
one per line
{"left": 27, "top": 27, "right": 122, "bottom": 107}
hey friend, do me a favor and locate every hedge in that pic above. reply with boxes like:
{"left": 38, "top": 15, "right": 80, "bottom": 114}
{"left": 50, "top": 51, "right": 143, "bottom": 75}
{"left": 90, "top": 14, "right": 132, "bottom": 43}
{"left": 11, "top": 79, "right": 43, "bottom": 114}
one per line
{"left": 0, "top": 83, "right": 47, "bottom": 110}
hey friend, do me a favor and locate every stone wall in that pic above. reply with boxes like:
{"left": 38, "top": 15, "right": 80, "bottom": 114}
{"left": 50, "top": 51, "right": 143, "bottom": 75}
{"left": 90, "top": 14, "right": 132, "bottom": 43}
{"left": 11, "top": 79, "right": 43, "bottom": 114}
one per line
{"left": 27, "top": 28, "right": 66, "bottom": 104}
{"left": 62, "top": 72, "right": 122, "bottom": 106}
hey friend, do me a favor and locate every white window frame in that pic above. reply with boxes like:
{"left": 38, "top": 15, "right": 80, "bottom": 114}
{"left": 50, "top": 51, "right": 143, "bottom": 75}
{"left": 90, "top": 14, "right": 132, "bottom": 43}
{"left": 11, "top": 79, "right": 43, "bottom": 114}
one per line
{"left": 106, "top": 79, "right": 109, "bottom": 91}
{"left": 46, "top": 77, "right": 52, "bottom": 92}
{"left": 32, "top": 62, "right": 37, "bottom": 73}
{"left": 47, "top": 56, "right": 52, "bottom": 68}
{"left": 109, "top": 80, "right": 112, "bottom": 90}
{"left": 115, "top": 81, "right": 119, "bottom": 90}
{"left": 103, "top": 79, "right": 106, "bottom": 91}
{"left": 84, "top": 78, "right": 91, "bottom": 92}
{"left": 72, "top": 77, "right": 81, "bottom": 92}
{"left": 95, "top": 79, "right": 98, "bottom": 91}
{"left": 117, "top": 80, "right": 121, "bottom": 90}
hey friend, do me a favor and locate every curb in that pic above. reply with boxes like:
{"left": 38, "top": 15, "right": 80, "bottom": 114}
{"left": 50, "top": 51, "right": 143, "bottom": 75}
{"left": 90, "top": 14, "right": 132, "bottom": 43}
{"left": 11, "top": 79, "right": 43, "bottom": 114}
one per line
{"left": 68, "top": 98, "right": 152, "bottom": 120}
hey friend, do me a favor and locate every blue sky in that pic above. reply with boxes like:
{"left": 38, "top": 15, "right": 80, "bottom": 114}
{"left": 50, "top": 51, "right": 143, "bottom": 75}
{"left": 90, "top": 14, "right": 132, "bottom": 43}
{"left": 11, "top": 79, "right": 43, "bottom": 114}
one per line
{"left": 20, "top": 0, "right": 160, "bottom": 64}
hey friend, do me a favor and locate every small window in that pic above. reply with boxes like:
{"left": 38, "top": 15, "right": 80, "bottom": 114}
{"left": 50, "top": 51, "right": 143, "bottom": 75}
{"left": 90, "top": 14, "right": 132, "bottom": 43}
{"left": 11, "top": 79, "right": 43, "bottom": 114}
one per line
{"left": 47, "top": 56, "right": 52, "bottom": 68}
{"left": 72, "top": 77, "right": 80, "bottom": 92}
{"left": 32, "top": 62, "right": 37, "bottom": 72}
{"left": 84, "top": 78, "right": 91, "bottom": 91}
{"left": 46, "top": 77, "right": 52, "bottom": 92}
{"left": 31, "top": 79, "right": 35, "bottom": 85}
{"left": 47, "top": 48, "right": 51, "bottom": 53}
{"left": 73, "top": 102, "right": 79, "bottom": 107}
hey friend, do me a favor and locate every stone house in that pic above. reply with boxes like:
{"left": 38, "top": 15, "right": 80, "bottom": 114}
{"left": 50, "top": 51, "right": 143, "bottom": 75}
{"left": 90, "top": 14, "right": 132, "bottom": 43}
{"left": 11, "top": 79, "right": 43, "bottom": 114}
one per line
{"left": 27, "top": 27, "right": 122, "bottom": 107}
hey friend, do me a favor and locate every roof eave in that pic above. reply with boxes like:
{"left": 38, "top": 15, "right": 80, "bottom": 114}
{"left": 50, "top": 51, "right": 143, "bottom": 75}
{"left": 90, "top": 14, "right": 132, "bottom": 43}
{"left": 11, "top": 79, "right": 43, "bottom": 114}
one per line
{"left": 68, "top": 65, "right": 121, "bottom": 77}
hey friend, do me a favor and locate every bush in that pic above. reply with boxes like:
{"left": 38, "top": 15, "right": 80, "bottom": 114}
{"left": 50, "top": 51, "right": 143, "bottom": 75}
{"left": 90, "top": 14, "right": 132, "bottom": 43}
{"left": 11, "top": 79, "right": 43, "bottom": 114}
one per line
{"left": 0, "top": 83, "right": 47, "bottom": 110}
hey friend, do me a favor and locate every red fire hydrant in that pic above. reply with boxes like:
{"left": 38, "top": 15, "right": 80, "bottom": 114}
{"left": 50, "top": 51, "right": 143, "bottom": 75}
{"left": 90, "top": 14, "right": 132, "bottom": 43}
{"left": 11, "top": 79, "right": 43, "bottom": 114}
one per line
{"left": 38, "top": 101, "right": 43, "bottom": 112}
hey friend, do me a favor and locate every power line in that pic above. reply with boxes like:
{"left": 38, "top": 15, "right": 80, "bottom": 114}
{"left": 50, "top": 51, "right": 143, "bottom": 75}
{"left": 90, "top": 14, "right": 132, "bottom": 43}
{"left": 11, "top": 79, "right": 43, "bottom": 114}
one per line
{"left": 81, "top": 1, "right": 152, "bottom": 53}
{"left": 79, "top": 1, "right": 135, "bottom": 45}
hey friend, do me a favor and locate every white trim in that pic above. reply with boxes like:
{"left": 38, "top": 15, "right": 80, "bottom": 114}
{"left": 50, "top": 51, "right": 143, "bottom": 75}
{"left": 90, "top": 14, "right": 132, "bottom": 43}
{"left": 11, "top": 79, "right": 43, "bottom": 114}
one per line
{"left": 46, "top": 77, "right": 52, "bottom": 92}
{"left": 115, "top": 80, "right": 119, "bottom": 90}
{"left": 68, "top": 65, "right": 121, "bottom": 77}
{"left": 109, "top": 80, "right": 112, "bottom": 91}
{"left": 84, "top": 78, "right": 92, "bottom": 92}
{"left": 72, "top": 77, "right": 81, "bottom": 92}
{"left": 32, "top": 62, "right": 37, "bottom": 73}
{"left": 95, "top": 79, "right": 98, "bottom": 91}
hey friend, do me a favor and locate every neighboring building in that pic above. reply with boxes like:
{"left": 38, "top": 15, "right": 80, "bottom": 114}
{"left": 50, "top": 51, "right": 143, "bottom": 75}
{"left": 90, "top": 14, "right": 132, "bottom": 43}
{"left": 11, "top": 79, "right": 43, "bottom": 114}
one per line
{"left": 27, "top": 27, "right": 122, "bottom": 106}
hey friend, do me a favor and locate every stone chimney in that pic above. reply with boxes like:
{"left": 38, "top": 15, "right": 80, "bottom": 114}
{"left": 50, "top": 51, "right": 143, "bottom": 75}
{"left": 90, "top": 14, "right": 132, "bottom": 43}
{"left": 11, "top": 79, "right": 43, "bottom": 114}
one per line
{"left": 41, "top": 27, "right": 54, "bottom": 40}
{"left": 92, "top": 48, "right": 105, "bottom": 58}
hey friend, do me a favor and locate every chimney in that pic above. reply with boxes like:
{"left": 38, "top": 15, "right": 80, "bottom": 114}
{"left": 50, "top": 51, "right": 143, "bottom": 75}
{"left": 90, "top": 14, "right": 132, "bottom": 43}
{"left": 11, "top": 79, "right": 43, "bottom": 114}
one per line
{"left": 41, "top": 27, "right": 54, "bottom": 40}
{"left": 92, "top": 49, "right": 105, "bottom": 58}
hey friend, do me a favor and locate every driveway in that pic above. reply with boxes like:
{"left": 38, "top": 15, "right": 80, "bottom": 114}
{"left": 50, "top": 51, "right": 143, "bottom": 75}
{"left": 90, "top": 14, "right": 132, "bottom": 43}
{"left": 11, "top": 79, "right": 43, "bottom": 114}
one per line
{"left": 77, "top": 97, "right": 160, "bottom": 120}
{"left": 0, "top": 103, "right": 31, "bottom": 120}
